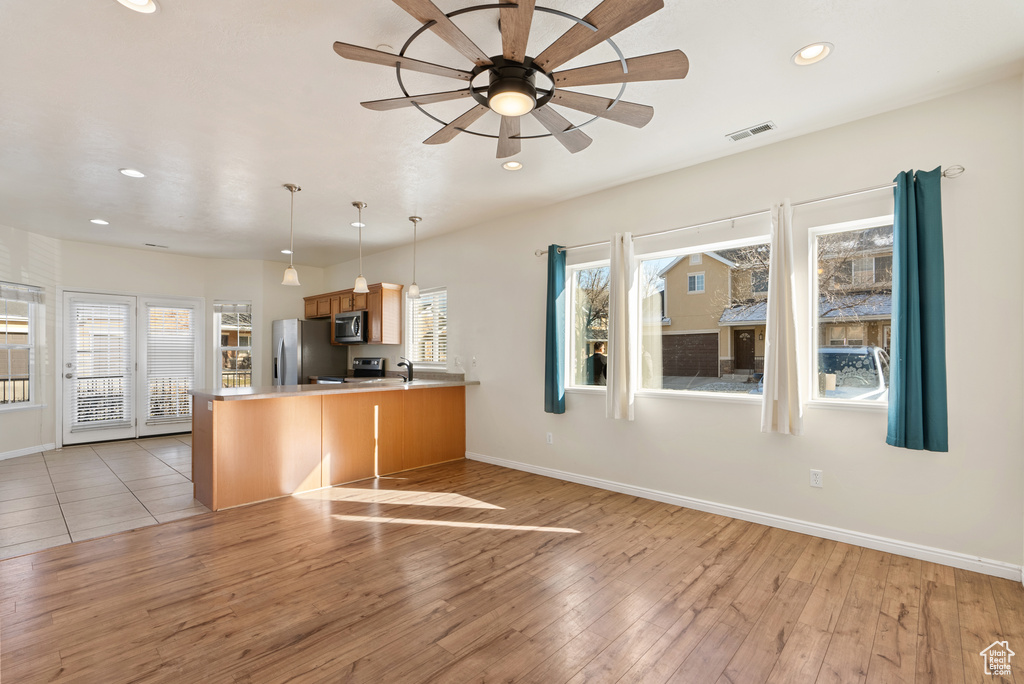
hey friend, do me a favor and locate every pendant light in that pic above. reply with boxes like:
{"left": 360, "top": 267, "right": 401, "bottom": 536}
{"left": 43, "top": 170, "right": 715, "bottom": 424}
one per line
{"left": 352, "top": 201, "right": 369, "bottom": 293}
{"left": 281, "top": 184, "right": 301, "bottom": 286}
{"left": 408, "top": 216, "right": 421, "bottom": 299}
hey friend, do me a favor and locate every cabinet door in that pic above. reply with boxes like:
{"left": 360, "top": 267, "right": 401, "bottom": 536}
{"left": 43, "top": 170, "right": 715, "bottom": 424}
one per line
{"left": 330, "top": 296, "right": 342, "bottom": 315}
{"left": 352, "top": 292, "right": 368, "bottom": 310}
{"left": 340, "top": 292, "right": 354, "bottom": 312}
{"left": 316, "top": 297, "right": 332, "bottom": 317}
{"left": 366, "top": 290, "right": 383, "bottom": 344}
{"left": 304, "top": 299, "right": 318, "bottom": 319}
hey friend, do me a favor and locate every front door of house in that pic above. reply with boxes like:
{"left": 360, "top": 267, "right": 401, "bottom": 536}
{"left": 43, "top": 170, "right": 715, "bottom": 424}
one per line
{"left": 734, "top": 329, "right": 755, "bottom": 371}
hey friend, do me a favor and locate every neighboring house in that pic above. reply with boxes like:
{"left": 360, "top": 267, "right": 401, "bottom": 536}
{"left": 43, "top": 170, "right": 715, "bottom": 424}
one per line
{"left": 653, "top": 226, "right": 892, "bottom": 378}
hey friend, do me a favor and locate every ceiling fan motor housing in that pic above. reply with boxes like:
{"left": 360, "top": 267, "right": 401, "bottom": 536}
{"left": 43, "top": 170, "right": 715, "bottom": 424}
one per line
{"left": 486, "top": 61, "right": 540, "bottom": 117}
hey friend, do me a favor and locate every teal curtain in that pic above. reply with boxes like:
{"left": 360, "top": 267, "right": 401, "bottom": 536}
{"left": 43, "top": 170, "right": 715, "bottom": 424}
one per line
{"left": 887, "top": 168, "right": 948, "bottom": 451}
{"left": 544, "top": 245, "right": 566, "bottom": 414}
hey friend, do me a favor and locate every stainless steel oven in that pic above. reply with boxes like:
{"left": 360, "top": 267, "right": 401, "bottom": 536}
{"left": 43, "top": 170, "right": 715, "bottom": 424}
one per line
{"left": 333, "top": 311, "right": 367, "bottom": 344}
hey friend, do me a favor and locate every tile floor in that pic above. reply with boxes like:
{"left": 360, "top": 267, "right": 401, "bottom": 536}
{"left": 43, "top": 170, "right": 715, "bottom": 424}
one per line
{"left": 0, "top": 434, "right": 209, "bottom": 560}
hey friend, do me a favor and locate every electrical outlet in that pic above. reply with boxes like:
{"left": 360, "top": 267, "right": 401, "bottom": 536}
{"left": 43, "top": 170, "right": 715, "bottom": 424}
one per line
{"left": 810, "top": 469, "right": 823, "bottom": 488}
{"left": 471, "top": 356, "right": 478, "bottom": 368}
{"left": 546, "top": 432, "right": 553, "bottom": 445}
{"left": 207, "top": 401, "right": 213, "bottom": 412}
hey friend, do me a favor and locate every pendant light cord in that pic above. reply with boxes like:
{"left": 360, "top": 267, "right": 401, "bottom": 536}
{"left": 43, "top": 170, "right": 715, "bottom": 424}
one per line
{"left": 289, "top": 189, "right": 295, "bottom": 268}
{"left": 412, "top": 220, "right": 417, "bottom": 282}
{"left": 358, "top": 204, "right": 364, "bottom": 277}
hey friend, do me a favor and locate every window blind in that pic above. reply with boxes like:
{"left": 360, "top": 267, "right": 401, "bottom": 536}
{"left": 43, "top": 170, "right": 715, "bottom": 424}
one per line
{"left": 145, "top": 304, "right": 196, "bottom": 425}
{"left": 66, "top": 298, "right": 133, "bottom": 431}
{"left": 407, "top": 288, "right": 447, "bottom": 365}
{"left": 213, "top": 302, "right": 252, "bottom": 315}
{"left": 0, "top": 282, "right": 43, "bottom": 304}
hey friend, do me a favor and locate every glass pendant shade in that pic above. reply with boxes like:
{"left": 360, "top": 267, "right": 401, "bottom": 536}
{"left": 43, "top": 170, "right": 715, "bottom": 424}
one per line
{"left": 408, "top": 282, "right": 420, "bottom": 299}
{"left": 354, "top": 275, "right": 369, "bottom": 293}
{"left": 282, "top": 266, "right": 300, "bottom": 286}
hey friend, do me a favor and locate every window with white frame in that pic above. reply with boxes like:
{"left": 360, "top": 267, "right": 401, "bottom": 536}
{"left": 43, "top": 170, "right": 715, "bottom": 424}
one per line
{"left": 0, "top": 282, "right": 41, "bottom": 407}
{"left": 568, "top": 263, "right": 610, "bottom": 387}
{"left": 687, "top": 272, "right": 705, "bottom": 294}
{"left": 813, "top": 221, "right": 893, "bottom": 402}
{"left": 689, "top": 254, "right": 702, "bottom": 265}
{"left": 214, "top": 302, "right": 252, "bottom": 388}
{"left": 407, "top": 287, "right": 447, "bottom": 366}
{"left": 639, "top": 241, "right": 770, "bottom": 393}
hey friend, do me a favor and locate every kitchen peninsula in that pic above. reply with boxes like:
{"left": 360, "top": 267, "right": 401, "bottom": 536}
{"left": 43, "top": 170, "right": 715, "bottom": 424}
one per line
{"left": 190, "top": 380, "right": 475, "bottom": 511}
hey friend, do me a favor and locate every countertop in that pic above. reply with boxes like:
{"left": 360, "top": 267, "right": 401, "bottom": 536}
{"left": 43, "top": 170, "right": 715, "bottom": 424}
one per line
{"left": 190, "top": 379, "right": 479, "bottom": 401}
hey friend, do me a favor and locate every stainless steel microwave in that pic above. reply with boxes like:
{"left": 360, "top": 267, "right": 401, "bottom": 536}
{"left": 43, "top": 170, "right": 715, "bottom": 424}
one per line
{"left": 334, "top": 311, "right": 367, "bottom": 344}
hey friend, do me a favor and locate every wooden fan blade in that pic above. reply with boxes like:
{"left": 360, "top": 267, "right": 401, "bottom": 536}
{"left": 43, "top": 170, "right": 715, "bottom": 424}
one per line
{"left": 533, "top": 0, "right": 663, "bottom": 72}
{"left": 334, "top": 42, "right": 472, "bottom": 81}
{"left": 553, "top": 50, "right": 689, "bottom": 87}
{"left": 550, "top": 90, "right": 653, "bottom": 128}
{"left": 393, "top": 0, "right": 492, "bottom": 66}
{"left": 424, "top": 104, "right": 490, "bottom": 145}
{"left": 531, "top": 107, "right": 592, "bottom": 154}
{"left": 500, "top": 0, "right": 534, "bottom": 63}
{"left": 362, "top": 89, "right": 473, "bottom": 111}
{"left": 496, "top": 116, "right": 521, "bottom": 158}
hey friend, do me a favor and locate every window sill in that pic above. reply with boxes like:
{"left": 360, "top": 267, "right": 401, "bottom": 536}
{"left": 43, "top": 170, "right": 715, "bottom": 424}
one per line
{"left": 566, "top": 386, "right": 606, "bottom": 395}
{"left": 807, "top": 399, "right": 887, "bottom": 413}
{"left": 0, "top": 403, "right": 46, "bottom": 414}
{"left": 635, "top": 389, "right": 761, "bottom": 405}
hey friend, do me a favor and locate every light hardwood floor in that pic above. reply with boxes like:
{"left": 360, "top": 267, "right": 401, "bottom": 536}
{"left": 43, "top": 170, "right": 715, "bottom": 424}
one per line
{"left": 1, "top": 459, "right": 1021, "bottom": 683}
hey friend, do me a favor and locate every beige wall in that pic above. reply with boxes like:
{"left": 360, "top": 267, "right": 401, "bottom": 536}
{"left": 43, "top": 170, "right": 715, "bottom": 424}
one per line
{"left": 0, "top": 231, "right": 320, "bottom": 455}
{"left": 325, "top": 76, "right": 1024, "bottom": 569}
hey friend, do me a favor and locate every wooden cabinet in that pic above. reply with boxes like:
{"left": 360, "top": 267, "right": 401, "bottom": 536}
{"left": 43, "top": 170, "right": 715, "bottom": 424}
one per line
{"left": 193, "top": 386, "right": 467, "bottom": 510}
{"left": 303, "top": 283, "right": 403, "bottom": 345}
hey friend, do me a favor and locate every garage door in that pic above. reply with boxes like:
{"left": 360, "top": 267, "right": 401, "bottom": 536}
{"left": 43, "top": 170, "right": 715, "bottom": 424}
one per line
{"left": 661, "top": 333, "right": 719, "bottom": 377}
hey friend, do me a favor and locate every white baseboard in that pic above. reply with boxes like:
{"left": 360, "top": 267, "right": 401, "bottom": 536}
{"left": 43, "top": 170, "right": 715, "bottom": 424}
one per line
{"left": 466, "top": 451, "right": 1022, "bottom": 582}
{"left": 0, "top": 443, "right": 55, "bottom": 462}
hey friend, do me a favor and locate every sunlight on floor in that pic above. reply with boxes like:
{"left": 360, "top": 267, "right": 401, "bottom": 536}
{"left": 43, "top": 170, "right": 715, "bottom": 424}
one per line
{"left": 330, "top": 514, "right": 580, "bottom": 534}
{"left": 296, "top": 488, "right": 503, "bottom": 509}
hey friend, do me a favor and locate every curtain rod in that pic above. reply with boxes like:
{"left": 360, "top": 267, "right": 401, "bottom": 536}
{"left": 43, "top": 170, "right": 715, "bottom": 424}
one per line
{"left": 534, "top": 165, "right": 965, "bottom": 257}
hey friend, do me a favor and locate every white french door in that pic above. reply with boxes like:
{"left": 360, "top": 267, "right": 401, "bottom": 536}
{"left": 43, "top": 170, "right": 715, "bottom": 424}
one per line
{"left": 62, "top": 292, "right": 202, "bottom": 445}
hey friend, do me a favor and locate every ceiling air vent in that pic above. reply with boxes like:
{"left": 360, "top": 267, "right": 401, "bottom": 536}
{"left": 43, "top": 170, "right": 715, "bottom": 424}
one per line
{"left": 726, "top": 121, "right": 776, "bottom": 142}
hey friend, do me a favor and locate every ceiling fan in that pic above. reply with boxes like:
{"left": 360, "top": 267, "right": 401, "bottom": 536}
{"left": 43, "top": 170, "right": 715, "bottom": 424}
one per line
{"left": 333, "top": 0, "right": 689, "bottom": 157}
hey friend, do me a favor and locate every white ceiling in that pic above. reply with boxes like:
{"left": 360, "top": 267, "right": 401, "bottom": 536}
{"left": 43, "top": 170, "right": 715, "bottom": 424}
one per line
{"left": 1, "top": 0, "right": 1022, "bottom": 266}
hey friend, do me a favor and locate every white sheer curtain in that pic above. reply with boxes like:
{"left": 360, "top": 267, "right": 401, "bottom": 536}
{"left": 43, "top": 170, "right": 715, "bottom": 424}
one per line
{"left": 761, "top": 200, "right": 804, "bottom": 435}
{"left": 606, "top": 232, "right": 637, "bottom": 421}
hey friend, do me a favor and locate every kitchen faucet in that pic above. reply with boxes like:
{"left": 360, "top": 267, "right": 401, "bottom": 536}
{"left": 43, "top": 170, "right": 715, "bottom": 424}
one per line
{"left": 397, "top": 357, "right": 414, "bottom": 382}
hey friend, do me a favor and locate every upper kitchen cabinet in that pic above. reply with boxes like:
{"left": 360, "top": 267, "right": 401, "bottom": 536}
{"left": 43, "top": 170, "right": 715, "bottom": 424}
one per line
{"left": 303, "top": 283, "right": 403, "bottom": 345}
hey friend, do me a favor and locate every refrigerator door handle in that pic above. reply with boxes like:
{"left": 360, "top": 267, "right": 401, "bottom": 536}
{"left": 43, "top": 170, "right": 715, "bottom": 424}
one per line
{"left": 278, "top": 337, "right": 286, "bottom": 384}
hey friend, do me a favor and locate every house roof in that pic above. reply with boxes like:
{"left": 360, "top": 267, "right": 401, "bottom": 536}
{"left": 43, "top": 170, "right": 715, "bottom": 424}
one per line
{"left": 719, "top": 293, "right": 892, "bottom": 325}
{"left": 657, "top": 252, "right": 736, "bottom": 278}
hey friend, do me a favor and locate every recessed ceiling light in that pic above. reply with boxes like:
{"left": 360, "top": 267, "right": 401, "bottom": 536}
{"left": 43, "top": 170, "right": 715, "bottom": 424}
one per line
{"left": 281, "top": 249, "right": 293, "bottom": 255}
{"left": 502, "top": 161, "right": 523, "bottom": 171}
{"left": 351, "top": 222, "right": 366, "bottom": 228}
{"left": 90, "top": 219, "right": 109, "bottom": 225}
{"left": 115, "top": 0, "right": 158, "bottom": 13}
{"left": 119, "top": 168, "right": 145, "bottom": 178}
{"left": 793, "top": 42, "right": 833, "bottom": 66}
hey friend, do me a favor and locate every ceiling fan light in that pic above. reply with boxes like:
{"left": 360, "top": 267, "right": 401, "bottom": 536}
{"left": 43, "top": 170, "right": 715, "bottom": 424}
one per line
{"left": 282, "top": 266, "right": 301, "bottom": 286}
{"left": 487, "top": 72, "right": 537, "bottom": 117}
{"left": 354, "top": 275, "right": 369, "bottom": 294}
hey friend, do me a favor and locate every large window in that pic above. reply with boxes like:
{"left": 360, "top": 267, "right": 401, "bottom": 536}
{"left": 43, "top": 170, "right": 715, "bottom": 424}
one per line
{"left": 568, "top": 264, "right": 610, "bottom": 386}
{"left": 214, "top": 302, "right": 252, "bottom": 388}
{"left": 640, "top": 241, "right": 770, "bottom": 394}
{"left": 0, "top": 282, "right": 40, "bottom": 408}
{"left": 407, "top": 287, "right": 447, "bottom": 366}
{"left": 813, "top": 222, "right": 893, "bottom": 402}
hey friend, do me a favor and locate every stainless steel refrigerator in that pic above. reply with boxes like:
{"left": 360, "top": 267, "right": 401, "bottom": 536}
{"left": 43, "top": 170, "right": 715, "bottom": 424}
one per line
{"left": 271, "top": 319, "right": 348, "bottom": 385}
